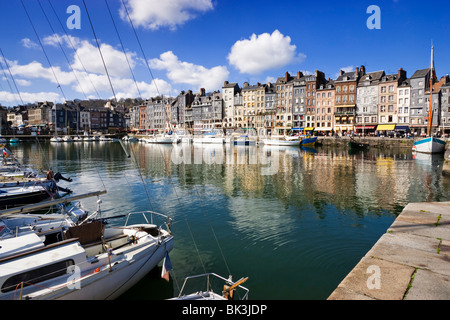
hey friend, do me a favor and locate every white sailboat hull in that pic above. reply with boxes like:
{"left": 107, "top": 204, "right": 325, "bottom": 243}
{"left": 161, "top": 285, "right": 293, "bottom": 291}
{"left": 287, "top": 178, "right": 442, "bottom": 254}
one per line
{"left": 262, "top": 139, "right": 300, "bottom": 146}
{"left": 193, "top": 137, "right": 225, "bottom": 144}
{"left": 413, "top": 137, "right": 446, "bottom": 154}
{"left": 53, "top": 237, "right": 173, "bottom": 300}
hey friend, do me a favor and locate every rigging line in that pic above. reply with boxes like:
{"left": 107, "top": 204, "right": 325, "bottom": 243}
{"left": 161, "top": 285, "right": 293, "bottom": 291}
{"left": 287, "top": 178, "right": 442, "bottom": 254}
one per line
{"left": 81, "top": 0, "right": 117, "bottom": 103}
{"left": 37, "top": 0, "right": 88, "bottom": 100}
{"left": 129, "top": 143, "right": 206, "bottom": 275}
{"left": 104, "top": 0, "right": 142, "bottom": 100}
{"left": 0, "top": 48, "right": 24, "bottom": 105}
{"left": 46, "top": 0, "right": 102, "bottom": 100}
{"left": 0, "top": 54, "right": 14, "bottom": 93}
{"left": 120, "top": 0, "right": 160, "bottom": 97}
{"left": 20, "top": 0, "right": 67, "bottom": 102}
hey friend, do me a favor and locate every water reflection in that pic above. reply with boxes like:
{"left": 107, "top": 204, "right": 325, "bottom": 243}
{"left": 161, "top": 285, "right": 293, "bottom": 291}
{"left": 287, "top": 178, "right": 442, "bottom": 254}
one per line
{"left": 7, "top": 141, "right": 450, "bottom": 299}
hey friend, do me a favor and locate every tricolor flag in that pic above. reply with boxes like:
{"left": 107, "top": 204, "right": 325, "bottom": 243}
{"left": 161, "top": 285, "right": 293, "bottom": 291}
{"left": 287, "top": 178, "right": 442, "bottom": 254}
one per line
{"left": 2, "top": 147, "right": 12, "bottom": 158}
{"left": 161, "top": 251, "right": 172, "bottom": 282}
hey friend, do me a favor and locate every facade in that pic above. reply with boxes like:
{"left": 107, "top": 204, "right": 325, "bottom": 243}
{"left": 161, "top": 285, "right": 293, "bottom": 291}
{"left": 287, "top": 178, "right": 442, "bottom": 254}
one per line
{"left": 264, "top": 83, "right": 276, "bottom": 135}
{"left": 305, "top": 70, "right": 326, "bottom": 130}
{"left": 441, "top": 79, "right": 450, "bottom": 134}
{"left": 397, "top": 78, "right": 411, "bottom": 131}
{"left": 275, "top": 72, "right": 294, "bottom": 134}
{"left": 377, "top": 69, "right": 407, "bottom": 133}
{"left": 222, "top": 82, "right": 239, "bottom": 129}
{"left": 292, "top": 72, "right": 306, "bottom": 130}
{"left": 316, "top": 80, "right": 335, "bottom": 133}
{"left": 409, "top": 68, "right": 431, "bottom": 135}
{"left": 146, "top": 97, "right": 165, "bottom": 132}
{"left": 356, "top": 70, "right": 385, "bottom": 135}
{"left": 334, "top": 66, "right": 365, "bottom": 134}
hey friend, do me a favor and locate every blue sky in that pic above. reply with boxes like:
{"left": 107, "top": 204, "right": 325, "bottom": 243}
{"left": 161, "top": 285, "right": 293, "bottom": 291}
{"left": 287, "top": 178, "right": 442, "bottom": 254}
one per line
{"left": 0, "top": 0, "right": 449, "bottom": 106}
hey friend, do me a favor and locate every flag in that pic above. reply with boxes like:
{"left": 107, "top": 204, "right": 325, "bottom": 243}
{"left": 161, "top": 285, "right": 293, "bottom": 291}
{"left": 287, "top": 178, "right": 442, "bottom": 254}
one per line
{"left": 2, "top": 147, "right": 12, "bottom": 157}
{"left": 161, "top": 251, "right": 172, "bottom": 282}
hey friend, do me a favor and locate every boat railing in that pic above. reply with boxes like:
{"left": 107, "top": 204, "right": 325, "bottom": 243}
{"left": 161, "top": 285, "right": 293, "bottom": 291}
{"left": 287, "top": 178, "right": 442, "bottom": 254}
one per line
{"left": 124, "top": 211, "right": 172, "bottom": 232}
{"left": 177, "top": 272, "right": 249, "bottom": 300}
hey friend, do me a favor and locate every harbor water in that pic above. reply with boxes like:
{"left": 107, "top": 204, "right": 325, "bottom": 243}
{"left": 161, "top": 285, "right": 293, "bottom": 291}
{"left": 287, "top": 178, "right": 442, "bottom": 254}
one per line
{"left": 9, "top": 140, "right": 450, "bottom": 299}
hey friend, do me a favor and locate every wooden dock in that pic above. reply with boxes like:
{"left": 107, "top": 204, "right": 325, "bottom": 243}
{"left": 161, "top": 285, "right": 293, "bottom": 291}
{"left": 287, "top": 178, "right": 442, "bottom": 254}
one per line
{"left": 328, "top": 201, "right": 450, "bottom": 300}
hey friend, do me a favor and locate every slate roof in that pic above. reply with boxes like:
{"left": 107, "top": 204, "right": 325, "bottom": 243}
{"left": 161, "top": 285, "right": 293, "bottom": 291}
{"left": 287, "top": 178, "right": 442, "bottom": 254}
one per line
{"left": 411, "top": 68, "right": 430, "bottom": 79}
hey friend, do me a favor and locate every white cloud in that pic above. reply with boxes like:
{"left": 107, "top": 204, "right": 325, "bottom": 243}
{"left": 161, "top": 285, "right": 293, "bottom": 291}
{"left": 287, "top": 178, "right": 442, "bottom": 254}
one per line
{"left": 8, "top": 60, "right": 76, "bottom": 86}
{"left": 15, "top": 79, "right": 32, "bottom": 86}
{"left": 334, "top": 66, "right": 355, "bottom": 78}
{"left": 71, "top": 40, "right": 138, "bottom": 78}
{"left": 1, "top": 35, "right": 176, "bottom": 105}
{"left": 149, "top": 51, "right": 229, "bottom": 92}
{"left": 227, "top": 30, "right": 306, "bottom": 75}
{"left": 120, "top": 0, "right": 214, "bottom": 30}
{"left": 0, "top": 90, "right": 62, "bottom": 104}
{"left": 21, "top": 38, "right": 39, "bottom": 49}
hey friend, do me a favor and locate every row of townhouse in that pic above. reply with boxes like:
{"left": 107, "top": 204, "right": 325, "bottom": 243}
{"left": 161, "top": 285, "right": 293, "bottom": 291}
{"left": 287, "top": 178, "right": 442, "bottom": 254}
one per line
{"left": 131, "top": 64, "right": 450, "bottom": 136}
{"left": 4, "top": 101, "right": 126, "bottom": 134}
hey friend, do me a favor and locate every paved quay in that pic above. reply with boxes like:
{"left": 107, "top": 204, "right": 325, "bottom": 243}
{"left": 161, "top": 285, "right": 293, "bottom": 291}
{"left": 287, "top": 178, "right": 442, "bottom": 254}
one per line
{"left": 328, "top": 201, "right": 450, "bottom": 300}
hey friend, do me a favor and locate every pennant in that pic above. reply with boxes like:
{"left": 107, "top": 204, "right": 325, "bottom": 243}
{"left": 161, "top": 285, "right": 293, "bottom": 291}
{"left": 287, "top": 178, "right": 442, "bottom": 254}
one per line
{"left": 161, "top": 251, "right": 172, "bottom": 282}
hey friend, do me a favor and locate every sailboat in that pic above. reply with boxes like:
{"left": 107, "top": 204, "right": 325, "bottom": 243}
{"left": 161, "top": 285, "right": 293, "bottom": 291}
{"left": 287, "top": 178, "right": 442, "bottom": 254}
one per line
{"left": 413, "top": 45, "right": 446, "bottom": 154}
{"left": 0, "top": 190, "right": 174, "bottom": 300}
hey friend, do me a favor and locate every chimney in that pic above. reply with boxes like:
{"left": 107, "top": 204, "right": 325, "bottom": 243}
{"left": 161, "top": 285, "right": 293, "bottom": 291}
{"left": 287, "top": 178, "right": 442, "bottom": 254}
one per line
{"left": 398, "top": 68, "right": 406, "bottom": 81}
{"left": 285, "top": 71, "right": 290, "bottom": 82}
{"left": 360, "top": 65, "right": 366, "bottom": 75}
{"left": 243, "top": 82, "right": 249, "bottom": 88}
{"left": 200, "top": 88, "right": 205, "bottom": 96}
{"left": 297, "top": 71, "right": 303, "bottom": 79}
{"left": 355, "top": 66, "right": 359, "bottom": 78}
{"left": 224, "top": 81, "right": 229, "bottom": 86}
{"left": 340, "top": 70, "right": 345, "bottom": 76}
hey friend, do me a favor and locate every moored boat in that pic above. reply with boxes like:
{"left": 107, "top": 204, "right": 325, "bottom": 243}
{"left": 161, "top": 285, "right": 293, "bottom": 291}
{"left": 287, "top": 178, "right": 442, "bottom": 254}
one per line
{"left": 300, "top": 136, "right": 318, "bottom": 147}
{"left": 0, "top": 194, "right": 174, "bottom": 300}
{"left": 413, "top": 136, "right": 446, "bottom": 154}
{"left": 348, "top": 139, "right": 369, "bottom": 150}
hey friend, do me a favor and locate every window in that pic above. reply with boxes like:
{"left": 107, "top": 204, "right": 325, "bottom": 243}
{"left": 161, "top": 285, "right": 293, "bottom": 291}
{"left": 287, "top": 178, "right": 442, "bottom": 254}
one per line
{"left": 350, "top": 85, "right": 355, "bottom": 92}
{"left": 381, "top": 86, "right": 386, "bottom": 93}
{"left": 2, "top": 260, "right": 75, "bottom": 293}
{"left": 389, "top": 85, "right": 394, "bottom": 92}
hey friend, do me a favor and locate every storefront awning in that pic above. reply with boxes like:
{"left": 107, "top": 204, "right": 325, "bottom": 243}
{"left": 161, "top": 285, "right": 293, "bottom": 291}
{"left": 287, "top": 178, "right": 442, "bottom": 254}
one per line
{"left": 305, "top": 127, "right": 315, "bottom": 131}
{"left": 395, "top": 125, "right": 410, "bottom": 131}
{"left": 355, "top": 126, "right": 375, "bottom": 130}
{"left": 376, "top": 124, "right": 395, "bottom": 131}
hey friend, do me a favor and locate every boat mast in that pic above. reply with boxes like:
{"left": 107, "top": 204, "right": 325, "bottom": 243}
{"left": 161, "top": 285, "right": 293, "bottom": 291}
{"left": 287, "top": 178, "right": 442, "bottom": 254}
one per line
{"left": 427, "top": 44, "right": 436, "bottom": 136}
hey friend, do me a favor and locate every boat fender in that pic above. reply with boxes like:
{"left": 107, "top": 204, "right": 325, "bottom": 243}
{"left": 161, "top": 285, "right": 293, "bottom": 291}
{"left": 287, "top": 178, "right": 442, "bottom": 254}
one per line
{"left": 128, "top": 235, "right": 137, "bottom": 244}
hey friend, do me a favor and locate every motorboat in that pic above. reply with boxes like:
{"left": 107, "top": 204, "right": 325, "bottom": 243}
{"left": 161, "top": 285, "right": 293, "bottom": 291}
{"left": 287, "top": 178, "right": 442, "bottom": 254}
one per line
{"left": 0, "top": 191, "right": 174, "bottom": 300}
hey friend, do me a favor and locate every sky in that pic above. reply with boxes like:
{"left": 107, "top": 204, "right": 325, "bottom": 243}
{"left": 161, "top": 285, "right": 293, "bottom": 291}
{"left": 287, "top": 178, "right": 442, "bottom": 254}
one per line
{"left": 0, "top": 0, "right": 449, "bottom": 107}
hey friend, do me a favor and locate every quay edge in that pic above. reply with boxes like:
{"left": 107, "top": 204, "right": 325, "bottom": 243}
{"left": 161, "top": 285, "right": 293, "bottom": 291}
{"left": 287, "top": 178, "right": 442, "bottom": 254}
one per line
{"left": 328, "top": 201, "right": 450, "bottom": 300}
{"left": 443, "top": 148, "right": 450, "bottom": 176}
